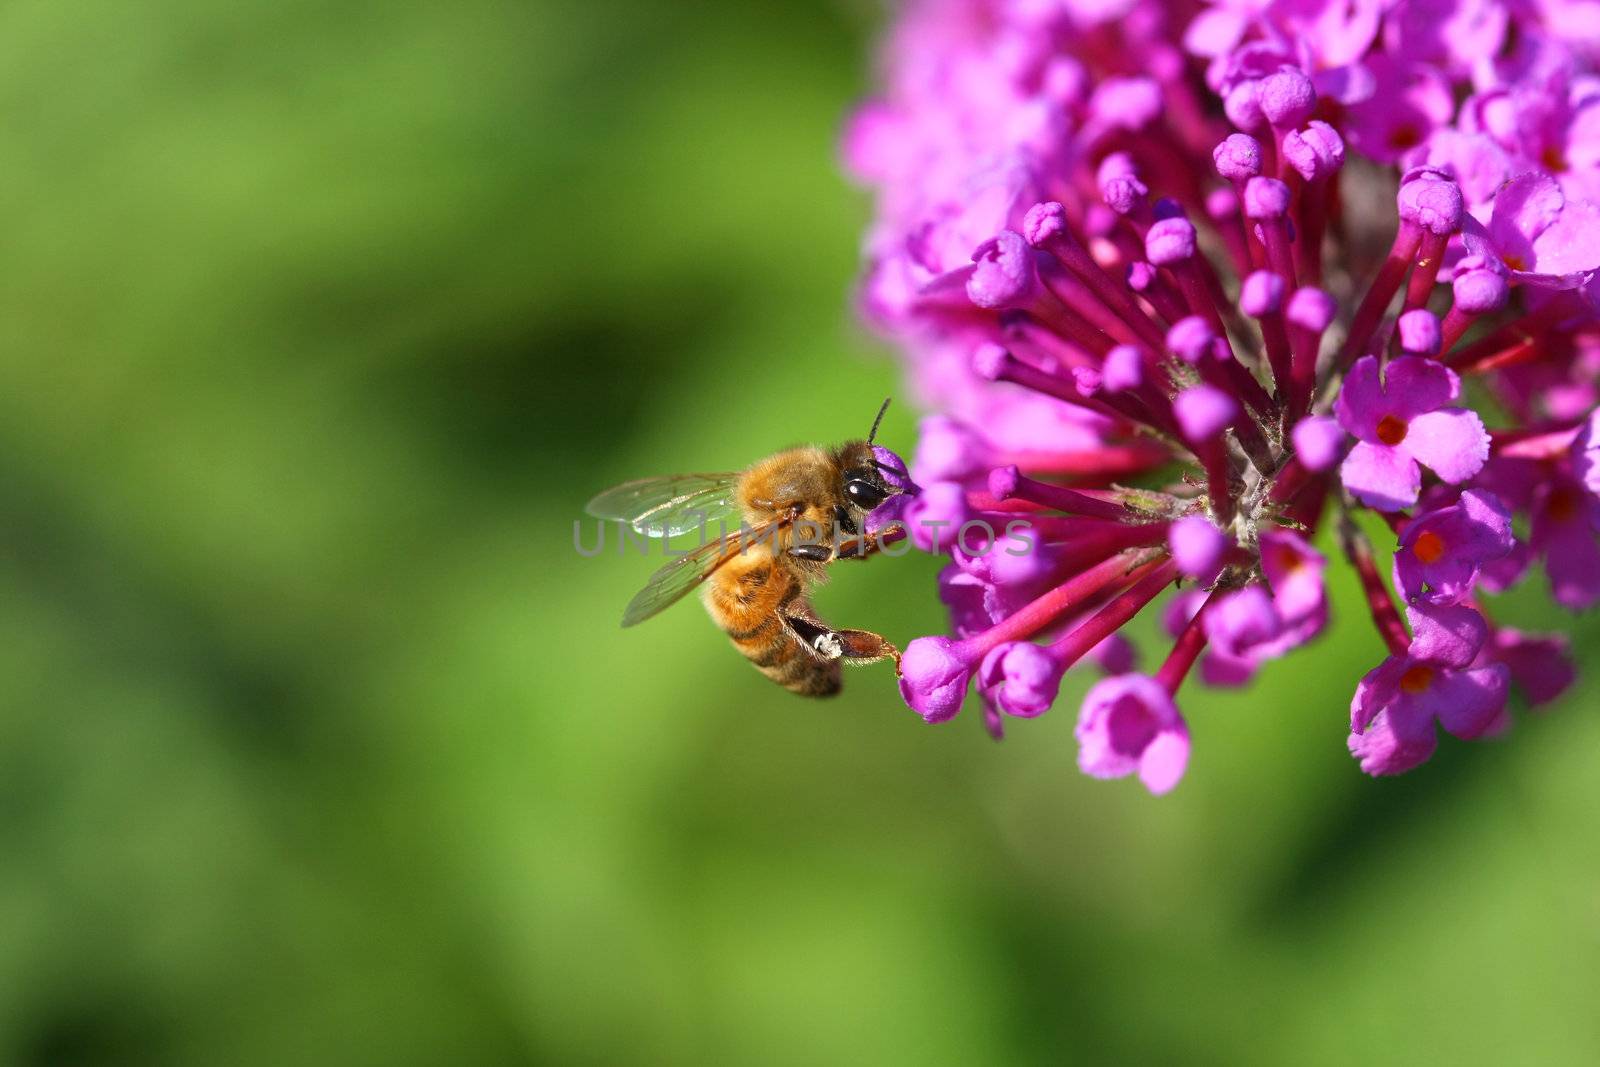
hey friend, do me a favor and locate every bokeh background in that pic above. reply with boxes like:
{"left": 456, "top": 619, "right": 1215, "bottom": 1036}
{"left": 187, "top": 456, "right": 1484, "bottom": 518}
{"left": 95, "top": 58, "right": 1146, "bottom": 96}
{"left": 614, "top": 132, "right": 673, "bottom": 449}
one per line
{"left": 0, "top": 0, "right": 1596, "bottom": 1063}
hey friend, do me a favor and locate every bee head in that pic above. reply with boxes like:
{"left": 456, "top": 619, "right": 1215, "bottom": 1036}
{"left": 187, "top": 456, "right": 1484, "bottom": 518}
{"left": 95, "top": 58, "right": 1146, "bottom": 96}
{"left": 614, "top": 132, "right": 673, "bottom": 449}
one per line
{"left": 838, "top": 398, "right": 915, "bottom": 518}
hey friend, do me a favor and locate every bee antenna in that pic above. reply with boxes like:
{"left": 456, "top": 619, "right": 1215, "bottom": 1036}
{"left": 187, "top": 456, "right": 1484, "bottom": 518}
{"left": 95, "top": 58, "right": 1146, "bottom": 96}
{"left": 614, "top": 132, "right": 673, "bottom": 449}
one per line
{"left": 867, "top": 397, "right": 892, "bottom": 445}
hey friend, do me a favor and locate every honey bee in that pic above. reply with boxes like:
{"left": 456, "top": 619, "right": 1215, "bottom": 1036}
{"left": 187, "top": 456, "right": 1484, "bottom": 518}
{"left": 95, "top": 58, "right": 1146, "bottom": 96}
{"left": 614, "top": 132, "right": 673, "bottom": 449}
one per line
{"left": 586, "top": 400, "right": 909, "bottom": 697}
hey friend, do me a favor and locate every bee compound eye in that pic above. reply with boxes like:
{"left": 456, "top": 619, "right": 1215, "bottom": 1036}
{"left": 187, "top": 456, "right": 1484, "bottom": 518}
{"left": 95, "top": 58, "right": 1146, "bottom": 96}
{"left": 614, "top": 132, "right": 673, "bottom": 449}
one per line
{"left": 844, "top": 479, "right": 887, "bottom": 509}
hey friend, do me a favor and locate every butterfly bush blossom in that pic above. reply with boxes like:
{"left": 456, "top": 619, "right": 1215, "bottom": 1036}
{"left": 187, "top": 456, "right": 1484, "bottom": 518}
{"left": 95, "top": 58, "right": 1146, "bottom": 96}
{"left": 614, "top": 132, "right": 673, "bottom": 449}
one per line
{"left": 845, "top": 0, "right": 1600, "bottom": 791}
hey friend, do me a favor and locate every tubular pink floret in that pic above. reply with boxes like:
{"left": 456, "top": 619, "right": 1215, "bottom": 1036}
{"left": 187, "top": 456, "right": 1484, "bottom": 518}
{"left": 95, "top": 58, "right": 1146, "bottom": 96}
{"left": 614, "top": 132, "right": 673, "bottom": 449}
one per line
{"left": 1396, "top": 171, "right": 1464, "bottom": 237}
{"left": 1452, "top": 268, "right": 1509, "bottom": 315}
{"left": 1286, "top": 287, "right": 1336, "bottom": 332}
{"left": 1145, "top": 217, "right": 1197, "bottom": 264}
{"left": 1223, "top": 81, "right": 1264, "bottom": 131}
{"left": 1166, "top": 316, "right": 1215, "bottom": 363}
{"left": 988, "top": 464, "right": 1133, "bottom": 521}
{"left": 1169, "top": 515, "right": 1229, "bottom": 582}
{"left": 1259, "top": 66, "right": 1316, "bottom": 129}
{"left": 1213, "top": 134, "right": 1263, "bottom": 181}
{"left": 1102, "top": 345, "right": 1144, "bottom": 391}
{"left": 1174, "top": 384, "right": 1236, "bottom": 442}
{"left": 1240, "top": 270, "right": 1284, "bottom": 316}
{"left": 967, "top": 231, "right": 1039, "bottom": 309}
{"left": 1293, "top": 416, "right": 1345, "bottom": 472}
{"left": 1027, "top": 200, "right": 1167, "bottom": 349}
{"left": 1021, "top": 201, "right": 1069, "bottom": 247}
{"left": 1243, "top": 176, "right": 1291, "bottom": 219}
{"left": 1281, "top": 121, "right": 1345, "bottom": 181}
{"left": 1102, "top": 177, "right": 1148, "bottom": 217}
{"left": 1397, "top": 309, "right": 1441, "bottom": 357}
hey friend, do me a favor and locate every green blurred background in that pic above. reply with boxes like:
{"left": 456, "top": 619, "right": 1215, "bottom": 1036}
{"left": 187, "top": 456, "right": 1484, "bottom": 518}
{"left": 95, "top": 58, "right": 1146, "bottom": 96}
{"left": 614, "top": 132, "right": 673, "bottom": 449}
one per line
{"left": 0, "top": 0, "right": 1595, "bottom": 1063}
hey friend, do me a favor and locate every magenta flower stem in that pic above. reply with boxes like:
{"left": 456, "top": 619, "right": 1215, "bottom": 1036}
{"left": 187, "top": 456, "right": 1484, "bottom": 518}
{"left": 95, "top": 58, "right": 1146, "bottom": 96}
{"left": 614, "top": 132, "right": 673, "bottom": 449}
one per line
{"left": 1287, "top": 322, "right": 1323, "bottom": 417}
{"left": 1063, "top": 514, "right": 1173, "bottom": 549}
{"left": 998, "top": 444, "right": 1171, "bottom": 481}
{"left": 1340, "top": 224, "right": 1423, "bottom": 371}
{"left": 1445, "top": 302, "right": 1571, "bottom": 369}
{"left": 1034, "top": 229, "right": 1167, "bottom": 350}
{"left": 1453, "top": 336, "right": 1540, "bottom": 376}
{"left": 1000, "top": 315, "right": 1096, "bottom": 370}
{"left": 1155, "top": 587, "right": 1220, "bottom": 694}
{"left": 976, "top": 345, "right": 1139, "bottom": 426}
{"left": 961, "top": 549, "right": 1167, "bottom": 660}
{"left": 1402, "top": 231, "right": 1449, "bottom": 313}
{"left": 1340, "top": 514, "right": 1411, "bottom": 657}
{"left": 1135, "top": 267, "right": 1191, "bottom": 325}
{"left": 1039, "top": 267, "right": 1150, "bottom": 350}
{"left": 1027, "top": 516, "right": 1172, "bottom": 545}
{"left": 1214, "top": 358, "right": 1279, "bottom": 433}
{"left": 1437, "top": 304, "right": 1480, "bottom": 355}
{"left": 1169, "top": 258, "right": 1232, "bottom": 342}
{"left": 1490, "top": 421, "right": 1585, "bottom": 456}
{"left": 1048, "top": 557, "right": 1180, "bottom": 669}
{"left": 1293, "top": 178, "right": 1329, "bottom": 286}
{"left": 1257, "top": 137, "right": 1279, "bottom": 184}
{"left": 1258, "top": 217, "right": 1299, "bottom": 292}
{"left": 1267, "top": 457, "right": 1311, "bottom": 503}
{"left": 1030, "top": 291, "right": 1116, "bottom": 356}
{"left": 1195, "top": 438, "right": 1235, "bottom": 524}
{"left": 1209, "top": 200, "right": 1253, "bottom": 277}
{"left": 989, "top": 465, "right": 1141, "bottom": 520}
{"left": 1259, "top": 308, "right": 1295, "bottom": 403}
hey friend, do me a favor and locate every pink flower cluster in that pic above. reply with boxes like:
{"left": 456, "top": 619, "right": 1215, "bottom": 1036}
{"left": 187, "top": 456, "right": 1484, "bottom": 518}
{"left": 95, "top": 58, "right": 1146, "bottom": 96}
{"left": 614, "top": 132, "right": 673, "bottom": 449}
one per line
{"left": 846, "top": 0, "right": 1600, "bottom": 790}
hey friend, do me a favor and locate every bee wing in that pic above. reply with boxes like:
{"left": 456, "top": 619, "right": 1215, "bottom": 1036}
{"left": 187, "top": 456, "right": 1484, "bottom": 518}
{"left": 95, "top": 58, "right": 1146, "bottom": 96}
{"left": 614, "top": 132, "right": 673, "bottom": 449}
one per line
{"left": 620, "top": 515, "right": 786, "bottom": 628}
{"left": 585, "top": 472, "right": 743, "bottom": 537}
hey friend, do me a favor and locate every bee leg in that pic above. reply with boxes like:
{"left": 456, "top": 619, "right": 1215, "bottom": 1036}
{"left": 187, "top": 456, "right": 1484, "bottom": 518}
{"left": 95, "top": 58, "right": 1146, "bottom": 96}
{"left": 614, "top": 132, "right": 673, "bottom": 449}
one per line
{"left": 788, "top": 544, "right": 832, "bottom": 563}
{"left": 781, "top": 611, "right": 900, "bottom": 668}
{"left": 830, "top": 628, "right": 901, "bottom": 668}
{"left": 832, "top": 525, "right": 905, "bottom": 561}
{"left": 782, "top": 612, "right": 846, "bottom": 660}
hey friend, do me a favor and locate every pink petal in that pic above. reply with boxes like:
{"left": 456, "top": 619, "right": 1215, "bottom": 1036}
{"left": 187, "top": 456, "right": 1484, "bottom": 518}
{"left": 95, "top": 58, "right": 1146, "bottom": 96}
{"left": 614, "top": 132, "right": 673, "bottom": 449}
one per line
{"left": 1384, "top": 356, "right": 1461, "bottom": 418}
{"left": 1408, "top": 129, "right": 1508, "bottom": 209}
{"left": 1201, "top": 649, "right": 1259, "bottom": 687}
{"left": 1182, "top": 8, "right": 1247, "bottom": 58}
{"left": 1138, "top": 728, "right": 1190, "bottom": 795}
{"left": 1428, "top": 665, "right": 1511, "bottom": 740}
{"left": 1348, "top": 708, "right": 1439, "bottom": 775}
{"left": 1530, "top": 198, "right": 1600, "bottom": 278}
{"left": 1488, "top": 171, "right": 1563, "bottom": 252}
{"left": 1334, "top": 355, "right": 1386, "bottom": 440}
{"left": 1407, "top": 601, "right": 1488, "bottom": 668}
{"left": 1342, "top": 440, "right": 1422, "bottom": 510}
{"left": 1405, "top": 407, "right": 1490, "bottom": 483}
{"left": 1260, "top": 528, "right": 1326, "bottom": 626}
{"left": 1351, "top": 656, "right": 1407, "bottom": 732}
{"left": 1542, "top": 515, "right": 1600, "bottom": 610}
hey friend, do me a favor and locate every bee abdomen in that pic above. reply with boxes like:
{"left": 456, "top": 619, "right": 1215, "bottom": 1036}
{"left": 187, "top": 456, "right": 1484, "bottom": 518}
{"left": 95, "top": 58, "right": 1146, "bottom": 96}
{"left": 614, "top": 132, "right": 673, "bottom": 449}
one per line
{"left": 708, "top": 563, "right": 842, "bottom": 697}
{"left": 721, "top": 610, "right": 841, "bottom": 697}
{"left": 749, "top": 635, "right": 842, "bottom": 696}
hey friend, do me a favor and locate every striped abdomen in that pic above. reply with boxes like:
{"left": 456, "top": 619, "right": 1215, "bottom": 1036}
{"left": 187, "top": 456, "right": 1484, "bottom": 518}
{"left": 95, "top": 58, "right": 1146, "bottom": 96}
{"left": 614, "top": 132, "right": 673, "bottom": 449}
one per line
{"left": 704, "top": 554, "right": 840, "bottom": 697}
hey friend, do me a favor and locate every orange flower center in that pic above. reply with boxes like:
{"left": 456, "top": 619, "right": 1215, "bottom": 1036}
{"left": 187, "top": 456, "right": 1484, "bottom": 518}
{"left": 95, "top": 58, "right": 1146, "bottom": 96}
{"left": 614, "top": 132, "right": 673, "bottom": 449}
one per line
{"left": 1389, "top": 124, "right": 1421, "bottom": 150}
{"left": 1399, "top": 665, "right": 1435, "bottom": 694}
{"left": 1541, "top": 145, "right": 1568, "bottom": 173}
{"left": 1274, "top": 545, "right": 1303, "bottom": 573}
{"left": 1547, "top": 487, "right": 1580, "bottom": 523}
{"left": 1412, "top": 529, "right": 1447, "bottom": 564}
{"left": 1376, "top": 414, "right": 1409, "bottom": 446}
{"left": 1502, "top": 252, "right": 1527, "bottom": 272}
